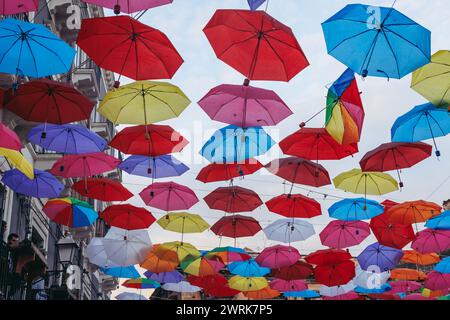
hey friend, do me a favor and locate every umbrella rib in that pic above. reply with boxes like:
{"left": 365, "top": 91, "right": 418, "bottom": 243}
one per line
{"left": 426, "top": 112, "right": 447, "bottom": 136}
{"left": 264, "top": 33, "right": 303, "bottom": 51}
{"left": 147, "top": 92, "right": 179, "bottom": 116}
{"left": 0, "top": 37, "right": 21, "bottom": 65}
{"left": 233, "top": 11, "right": 259, "bottom": 32}
{"left": 327, "top": 29, "right": 373, "bottom": 54}
{"left": 261, "top": 34, "right": 289, "bottom": 77}
{"left": 134, "top": 37, "right": 170, "bottom": 76}
{"left": 27, "top": 36, "right": 68, "bottom": 71}
{"left": 412, "top": 70, "right": 450, "bottom": 86}
{"left": 53, "top": 88, "right": 91, "bottom": 119}
{"left": 253, "top": 98, "right": 277, "bottom": 124}
{"left": 383, "top": 26, "right": 430, "bottom": 60}
{"left": 380, "top": 29, "right": 401, "bottom": 79}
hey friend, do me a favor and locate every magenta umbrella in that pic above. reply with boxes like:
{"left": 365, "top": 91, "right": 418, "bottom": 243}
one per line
{"left": 81, "top": 0, "right": 172, "bottom": 14}
{"left": 270, "top": 279, "right": 307, "bottom": 292}
{"left": 319, "top": 220, "right": 370, "bottom": 249}
{"left": 198, "top": 84, "right": 292, "bottom": 127}
{"left": 322, "top": 292, "right": 359, "bottom": 300}
{"left": 403, "top": 293, "right": 436, "bottom": 300}
{"left": 0, "top": 123, "right": 23, "bottom": 151}
{"left": 49, "top": 152, "right": 120, "bottom": 178}
{"left": 388, "top": 281, "right": 422, "bottom": 294}
{"left": 0, "top": 0, "right": 38, "bottom": 15}
{"left": 255, "top": 245, "right": 300, "bottom": 269}
{"left": 139, "top": 181, "right": 199, "bottom": 211}
{"left": 424, "top": 271, "right": 450, "bottom": 291}
{"left": 411, "top": 229, "right": 450, "bottom": 254}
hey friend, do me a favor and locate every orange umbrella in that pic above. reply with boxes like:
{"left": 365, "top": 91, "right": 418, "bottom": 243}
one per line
{"left": 387, "top": 200, "right": 442, "bottom": 225}
{"left": 244, "top": 287, "right": 281, "bottom": 300}
{"left": 401, "top": 250, "right": 441, "bottom": 266}
{"left": 390, "top": 268, "right": 427, "bottom": 281}
{"left": 140, "top": 245, "right": 179, "bottom": 273}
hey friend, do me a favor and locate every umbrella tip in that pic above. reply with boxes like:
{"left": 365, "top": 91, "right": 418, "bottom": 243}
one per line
{"left": 243, "top": 78, "right": 250, "bottom": 86}
{"left": 299, "top": 122, "right": 306, "bottom": 128}
{"left": 114, "top": 81, "right": 120, "bottom": 89}
{"left": 399, "top": 181, "right": 404, "bottom": 188}
{"left": 114, "top": 4, "right": 121, "bottom": 15}
{"left": 435, "top": 150, "right": 441, "bottom": 157}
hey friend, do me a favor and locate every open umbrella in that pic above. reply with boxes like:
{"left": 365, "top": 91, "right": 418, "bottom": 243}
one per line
{"left": 72, "top": 178, "right": 133, "bottom": 202}
{"left": 245, "top": 287, "right": 280, "bottom": 299}
{"left": 144, "top": 270, "right": 184, "bottom": 284}
{"left": 0, "top": 123, "right": 23, "bottom": 151}
{"left": 434, "top": 257, "right": 450, "bottom": 274}
{"left": 196, "top": 161, "right": 263, "bottom": 183}
{"left": 305, "top": 249, "right": 352, "bottom": 265}
{"left": 162, "top": 281, "right": 201, "bottom": 293}
{"left": 323, "top": 292, "right": 361, "bottom": 300}
{"left": 0, "top": 0, "right": 38, "bottom": 15}
{"left": 198, "top": 83, "right": 292, "bottom": 127}
{"left": 265, "top": 194, "right": 322, "bottom": 219}
{"left": 204, "top": 186, "right": 263, "bottom": 213}
{"left": 283, "top": 290, "right": 320, "bottom": 299}
{"left": 426, "top": 211, "right": 450, "bottom": 230}
{"left": 390, "top": 268, "right": 427, "bottom": 281}
{"left": 357, "top": 242, "right": 403, "bottom": 272}
{"left": 272, "top": 261, "right": 314, "bottom": 280}
{"left": 424, "top": 271, "right": 450, "bottom": 291}
{"left": 187, "top": 274, "right": 227, "bottom": 290}
{"left": 210, "top": 215, "right": 262, "bottom": 241}
{"left": 154, "top": 241, "right": 200, "bottom": 262}
{"left": 319, "top": 281, "right": 355, "bottom": 297}
{"left": 204, "top": 9, "right": 309, "bottom": 81}
{"left": 328, "top": 198, "right": 384, "bottom": 221}
{"left": 181, "top": 255, "right": 224, "bottom": 277}
{"left": 157, "top": 212, "right": 209, "bottom": 241}
{"left": 228, "top": 259, "right": 270, "bottom": 277}
{"left": 354, "top": 266, "right": 390, "bottom": 289}
{"left": 411, "top": 229, "right": 450, "bottom": 254}
{"left": 204, "top": 247, "right": 251, "bottom": 265}
{"left": 100, "top": 204, "right": 156, "bottom": 230}
{"left": 2, "top": 169, "right": 63, "bottom": 198}
{"left": 100, "top": 266, "right": 140, "bottom": 279}
{"left": 263, "top": 219, "right": 315, "bottom": 244}
{"left": 369, "top": 213, "right": 416, "bottom": 249}
{"left": 122, "top": 278, "right": 160, "bottom": 289}
{"left": 322, "top": 4, "right": 431, "bottom": 79}
{"left": 81, "top": 0, "right": 172, "bottom": 14}
{"left": 139, "top": 245, "right": 178, "bottom": 273}
{"left": 43, "top": 198, "right": 98, "bottom": 228}
{"left": 319, "top": 220, "right": 370, "bottom": 249}
{"left": 77, "top": 16, "right": 183, "bottom": 84}
{"left": 401, "top": 250, "right": 440, "bottom": 266}
{"left": 255, "top": 245, "right": 301, "bottom": 269}
{"left": 355, "top": 283, "right": 392, "bottom": 294}
{"left": 247, "top": 0, "right": 266, "bottom": 11}
{"left": 270, "top": 279, "right": 308, "bottom": 292}
{"left": 0, "top": 148, "right": 34, "bottom": 179}
{"left": 389, "top": 281, "right": 422, "bottom": 294}
{"left": 115, "top": 292, "right": 147, "bottom": 300}
{"left": 139, "top": 182, "right": 198, "bottom": 211}
{"left": 50, "top": 152, "right": 120, "bottom": 178}
{"left": 118, "top": 155, "right": 189, "bottom": 180}
{"left": 0, "top": 18, "right": 75, "bottom": 77}
{"left": 228, "top": 276, "right": 268, "bottom": 292}
{"left": 387, "top": 200, "right": 442, "bottom": 225}
{"left": 205, "top": 285, "right": 240, "bottom": 298}
{"left": 85, "top": 238, "right": 119, "bottom": 268}
{"left": 314, "top": 260, "right": 356, "bottom": 287}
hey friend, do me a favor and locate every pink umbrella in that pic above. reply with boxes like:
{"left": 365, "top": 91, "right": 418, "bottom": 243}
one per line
{"left": 270, "top": 279, "right": 307, "bottom": 292}
{"left": 139, "top": 181, "right": 199, "bottom": 211}
{"left": 255, "top": 245, "right": 300, "bottom": 269}
{"left": 411, "top": 229, "right": 450, "bottom": 254}
{"left": 322, "top": 292, "right": 360, "bottom": 300}
{"left": 319, "top": 220, "right": 370, "bottom": 249}
{"left": 49, "top": 152, "right": 120, "bottom": 178}
{"left": 198, "top": 84, "right": 293, "bottom": 127}
{"left": 0, "top": 123, "right": 23, "bottom": 151}
{"left": 0, "top": 0, "right": 38, "bottom": 15}
{"left": 81, "top": 0, "right": 172, "bottom": 14}
{"left": 403, "top": 293, "right": 435, "bottom": 300}
{"left": 424, "top": 271, "right": 450, "bottom": 291}
{"left": 388, "top": 281, "right": 422, "bottom": 293}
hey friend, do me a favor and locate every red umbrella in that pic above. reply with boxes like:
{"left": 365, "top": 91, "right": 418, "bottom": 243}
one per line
{"left": 100, "top": 204, "right": 156, "bottom": 230}
{"left": 319, "top": 220, "right": 370, "bottom": 249}
{"left": 279, "top": 128, "right": 358, "bottom": 160}
{"left": 210, "top": 215, "right": 262, "bottom": 239}
{"left": 76, "top": 16, "right": 183, "bottom": 86}
{"left": 196, "top": 161, "right": 263, "bottom": 183}
{"left": 49, "top": 152, "right": 120, "bottom": 178}
{"left": 109, "top": 124, "right": 188, "bottom": 156}
{"left": 265, "top": 194, "right": 322, "bottom": 218}
{"left": 369, "top": 212, "right": 416, "bottom": 249}
{"left": 205, "top": 285, "right": 240, "bottom": 298}
{"left": 360, "top": 142, "right": 432, "bottom": 188}
{"left": 72, "top": 178, "right": 133, "bottom": 201}
{"left": 139, "top": 181, "right": 198, "bottom": 211}
{"left": 265, "top": 157, "right": 331, "bottom": 187}
{"left": 187, "top": 274, "right": 227, "bottom": 290}
{"left": 367, "top": 293, "right": 401, "bottom": 300}
{"left": 411, "top": 229, "right": 450, "bottom": 254}
{"left": 305, "top": 249, "right": 352, "bottom": 265}
{"left": 204, "top": 186, "right": 263, "bottom": 213}
{"left": 314, "top": 260, "right": 356, "bottom": 286}
{"left": 424, "top": 271, "right": 450, "bottom": 291}
{"left": 203, "top": 9, "right": 309, "bottom": 82}
{"left": 381, "top": 199, "right": 399, "bottom": 210}
{"left": 5, "top": 79, "right": 94, "bottom": 124}
{"left": 271, "top": 261, "right": 314, "bottom": 280}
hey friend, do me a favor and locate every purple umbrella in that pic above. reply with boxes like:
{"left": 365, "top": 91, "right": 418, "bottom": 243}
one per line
{"left": 28, "top": 124, "right": 106, "bottom": 154}
{"left": 247, "top": 0, "right": 266, "bottom": 11}
{"left": 411, "top": 229, "right": 450, "bottom": 254}
{"left": 357, "top": 242, "right": 403, "bottom": 272}
{"left": 198, "top": 84, "right": 292, "bottom": 127}
{"left": 144, "top": 270, "right": 184, "bottom": 284}
{"left": 118, "top": 155, "right": 189, "bottom": 179}
{"left": 1, "top": 169, "right": 64, "bottom": 198}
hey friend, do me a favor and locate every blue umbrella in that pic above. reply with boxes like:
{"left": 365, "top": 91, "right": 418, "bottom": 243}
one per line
{"left": 355, "top": 283, "right": 392, "bottom": 294}
{"left": 0, "top": 18, "right": 75, "bottom": 78}
{"left": 200, "top": 125, "right": 275, "bottom": 163}
{"left": 283, "top": 290, "right": 320, "bottom": 299}
{"left": 322, "top": 4, "right": 430, "bottom": 79}
{"left": 425, "top": 211, "right": 450, "bottom": 230}
{"left": 247, "top": 0, "right": 266, "bottom": 11}
{"left": 357, "top": 242, "right": 403, "bottom": 272}
{"left": 28, "top": 124, "right": 106, "bottom": 154}
{"left": 144, "top": 270, "right": 184, "bottom": 284}
{"left": 2, "top": 168, "right": 63, "bottom": 198}
{"left": 118, "top": 155, "right": 189, "bottom": 179}
{"left": 328, "top": 198, "right": 384, "bottom": 221}
{"left": 391, "top": 103, "right": 450, "bottom": 157}
{"left": 434, "top": 257, "right": 450, "bottom": 274}
{"left": 228, "top": 259, "right": 270, "bottom": 277}
{"left": 100, "top": 266, "right": 140, "bottom": 279}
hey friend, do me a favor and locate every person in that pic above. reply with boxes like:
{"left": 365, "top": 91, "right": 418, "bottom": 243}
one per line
{"left": 443, "top": 199, "right": 450, "bottom": 211}
{"left": 0, "top": 221, "right": 7, "bottom": 242}
{"left": 6, "top": 233, "right": 22, "bottom": 299}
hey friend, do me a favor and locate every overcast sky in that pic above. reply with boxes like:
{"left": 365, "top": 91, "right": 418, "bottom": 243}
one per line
{"left": 108, "top": 0, "right": 449, "bottom": 298}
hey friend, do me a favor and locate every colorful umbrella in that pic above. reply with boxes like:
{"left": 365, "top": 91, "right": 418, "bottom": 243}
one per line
{"left": 72, "top": 178, "right": 133, "bottom": 202}
{"left": 5, "top": 79, "right": 93, "bottom": 124}
{"left": 369, "top": 213, "right": 416, "bottom": 249}
{"left": 387, "top": 200, "right": 441, "bottom": 225}
{"left": 122, "top": 278, "right": 160, "bottom": 289}
{"left": 200, "top": 125, "right": 275, "bottom": 163}
{"left": 280, "top": 128, "right": 358, "bottom": 160}
{"left": 424, "top": 271, "right": 450, "bottom": 291}
{"left": 198, "top": 83, "right": 292, "bottom": 127}
{"left": 109, "top": 124, "right": 188, "bottom": 156}
{"left": 333, "top": 169, "right": 399, "bottom": 197}
{"left": 203, "top": 9, "right": 309, "bottom": 81}
{"left": 255, "top": 245, "right": 301, "bottom": 269}
{"left": 118, "top": 155, "right": 189, "bottom": 179}
{"left": 49, "top": 152, "right": 120, "bottom": 178}
{"left": 390, "top": 268, "right": 427, "bottom": 281}
{"left": 157, "top": 212, "right": 209, "bottom": 236}
{"left": 139, "top": 245, "right": 178, "bottom": 273}
{"left": 139, "top": 182, "right": 199, "bottom": 211}
{"left": 100, "top": 266, "right": 140, "bottom": 279}
{"left": 411, "top": 50, "right": 450, "bottom": 107}
{"left": 162, "top": 281, "right": 201, "bottom": 293}
{"left": 359, "top": 142, "right": 432, "bottom": 188}
{"left": 204, "top": 186, "right": 263, "bottom": 213}
{"left": 314, "top": 260, "right": 356, "bottom": 287}
{"left": 434, "top": 257, "right": 450, "bottom": 274}
{"left": 271, "top": 261, "right": 314, "bottom": 280}
{"left": 328, "top": 198, "right": 384, "bottom": 221}
{"left": 228, "top": 276, "right": 268, "bottom": 292}
{"left": 389, "top": 281, "right": 422, "bottom": 294}
{"left": 204, "top": 247, "right": 251, "bottom": 265}
{"left": 263, "top": 219, "right": 315, "bottom": 244}
{"left": 324, "top": 68, "right": 364, "bottom": 145}
{"left": 0, "top": 0, "right": 38, "bottom": 15}
{"left": 0, "top": 18, "right": 75, "bottom": 77}
{"left": 319, "top": 220, "right": 370, "bottom": 249}
{"left": 401, "top": 250, "right": 440, "bottom": 266}
{"left": 391, "top": 103, "right": 450, "bottom": 157}
{"left": 244, "top": 287, "right": 281, "bottom": 299}
{"left": 270, "top": 279, "right": 308, "bottom": 292}
{"left": 100, "top": 204, "right": 156, "bottom": 230}
{"left": 426, "top": 211, "right": 450, "bottom": 230}
{"left": 305, "top": 249, "right": 352, "bottom": 265}
{"left": 43, "top": 198, "right": 98, "bottom": 228}
{"left": 265, "top": 194, "right": 322, "bottom": 219}
{"left": 196, "top": 161, "right": 263, "bottom": 183}
{"left": 77, "top": 16, "right": 183, "bottom": 84}
{"left": 411, "top": 229, "right": 450, "bottom": 254}
{"left": 180, "top": 255, "right": 224, "bottom": 277}
{"left": 210, "top": 215, "right": 262, "bottom": 239}
{"left": 0, "top": 123, "right": 23, "bottom": 151}
{"left": 0, "top": 147, "right": 34, "bottom": 179}
{"left": 265, "top": 157, "right": 331, "bottom": 187}
{"left": 144, "top": 270, "right": 184, "bottom": 284}
{"left": 81, "top": 0, "right": 172, "bottom": 14}
{"left": 357, "top": 242, "right": 403, "bottom": 271}
{"left": 228, "top": 259, "right": 270, "bottom": 277}
{"left": 27, "top": 124, "right": 106, "bottom": 154}
{"left": 2, "top": 169, "right": 63, "bottom": 198}
{"left": 322, "top": 4, "right": 430, "bottom": 79}
{"left": 153, "top": 241, "right": 200, "bottom": 262}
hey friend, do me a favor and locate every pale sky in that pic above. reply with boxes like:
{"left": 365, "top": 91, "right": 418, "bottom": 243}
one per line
{"left": 109, "top": 0, "right": 450, "bottom": 298}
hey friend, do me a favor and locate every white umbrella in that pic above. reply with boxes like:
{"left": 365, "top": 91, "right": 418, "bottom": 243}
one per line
{"left": 116, "top": 292, "right": 147, "bottom": 300}
{"left": 162, "top": 281, "right": 201, "bottom": 293}
{"left": 263, "top": 219, "right": 315, "bottom": 243}
{"left": 353, "top": 266, "right": 390, "bottom": 289}
{"left": 85, "top": 237, "right": 119, "bottom": 268}
{"left": 103, "top": 227, "right": 152, "bottom": 266}
{"left": 319, "top": 281, "right": 355, "bottom": 297}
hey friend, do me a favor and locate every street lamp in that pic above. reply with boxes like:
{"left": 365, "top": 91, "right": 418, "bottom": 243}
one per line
{"left": 56, "top": 235, "right": 79, "bottom": 268}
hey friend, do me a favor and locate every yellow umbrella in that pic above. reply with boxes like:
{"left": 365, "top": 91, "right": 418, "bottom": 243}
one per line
{"left": 411, "top": 50, "right": 450, "bottom": 108}
{"left": 154, "top": 241, "right": 200, "bottom": 262}
{"left": 333, "top": 169, "right": 399, "bottom": 196}
{"left": 0, "top": 147, "right": 34, "bottom": 179}
{"left": 228, "top": 276, "right": 268, "bottom": 292}
{"left": 157, "top": 212, "right": 209, "bottom": 234}
{"left": 98, "top": 81, "right": 191, "bottom": 125}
